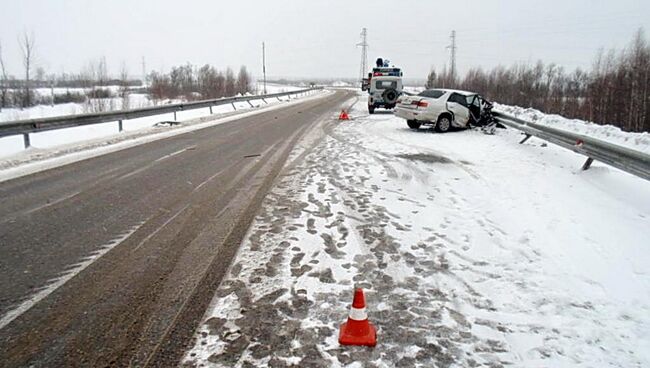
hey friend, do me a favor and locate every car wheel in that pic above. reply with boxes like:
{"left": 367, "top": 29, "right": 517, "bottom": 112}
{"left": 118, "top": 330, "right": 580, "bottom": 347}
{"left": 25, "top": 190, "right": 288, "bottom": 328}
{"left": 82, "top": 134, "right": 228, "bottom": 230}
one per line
{"left": 435, "top": 116, "right": 451, "bottom": 133}
{"left": 368, "top": 106, "right": 375, "bottom": 114}
{"left": 407, "top": 120, "right": 421, "bottom": 129}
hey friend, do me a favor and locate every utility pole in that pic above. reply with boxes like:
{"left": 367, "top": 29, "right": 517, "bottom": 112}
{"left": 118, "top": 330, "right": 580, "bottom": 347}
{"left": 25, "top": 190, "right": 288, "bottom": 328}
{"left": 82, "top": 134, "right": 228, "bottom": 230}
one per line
{"left": 141, "top": 56, "right": 146, "bottom": 87}
{"left": 446, "top": 30, "right": 457, "bottom": 83}
{"left": 357, "top": 28, "right": 369, "bottom": 84}
{"left": 262, "top": 42, "right": 267, "bottom": 94}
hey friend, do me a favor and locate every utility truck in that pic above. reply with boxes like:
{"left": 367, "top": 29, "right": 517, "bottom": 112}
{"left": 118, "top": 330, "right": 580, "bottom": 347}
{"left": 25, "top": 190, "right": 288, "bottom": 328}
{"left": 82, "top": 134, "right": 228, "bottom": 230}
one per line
{"left": 363, "top": 58, "right": 403, "bottom": 114}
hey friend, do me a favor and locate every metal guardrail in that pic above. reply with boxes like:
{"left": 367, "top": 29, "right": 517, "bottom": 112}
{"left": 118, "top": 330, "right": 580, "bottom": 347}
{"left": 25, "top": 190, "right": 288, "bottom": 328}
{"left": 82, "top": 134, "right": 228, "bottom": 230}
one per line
{"left": 0, "top": 88, "right": 322, "bottom": 148}
{"left": 493, "top": 111, "right": 650, "bottom": 181}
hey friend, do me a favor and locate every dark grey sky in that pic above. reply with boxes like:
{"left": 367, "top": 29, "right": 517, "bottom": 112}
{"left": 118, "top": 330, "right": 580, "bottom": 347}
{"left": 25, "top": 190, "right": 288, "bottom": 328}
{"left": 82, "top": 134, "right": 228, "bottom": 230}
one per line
{"left": 1, "top": 0, "right": 649, "bottom": 81}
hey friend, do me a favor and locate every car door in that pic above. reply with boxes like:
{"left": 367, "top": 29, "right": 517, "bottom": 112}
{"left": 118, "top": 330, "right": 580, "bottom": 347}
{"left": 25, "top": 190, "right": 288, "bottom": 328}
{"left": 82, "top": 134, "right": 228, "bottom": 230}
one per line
{"left": 467, "top": 94, "right": 482, "bottom": 123}
{"left": 446, "top": 93, "right": 470, "bottom": 127}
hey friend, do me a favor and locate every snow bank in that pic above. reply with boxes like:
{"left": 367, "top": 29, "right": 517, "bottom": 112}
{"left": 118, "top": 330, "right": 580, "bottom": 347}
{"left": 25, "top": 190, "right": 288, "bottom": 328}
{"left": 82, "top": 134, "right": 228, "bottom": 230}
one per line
{"left": 332, "top": 81, "right": 351, "bottom": 87}
{"left": 0, "top": 93, "right": 156, "bottom": 123}
{"left": 495, "top": 103, "right": 650, "bottom": 154}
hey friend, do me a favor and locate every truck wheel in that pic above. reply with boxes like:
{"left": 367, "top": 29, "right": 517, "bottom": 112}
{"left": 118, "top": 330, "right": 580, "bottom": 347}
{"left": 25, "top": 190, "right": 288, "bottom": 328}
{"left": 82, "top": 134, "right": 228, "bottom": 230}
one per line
{"left": 368, "top": 106, "right": 375, "bottom": 114}
{"left": 435, "top": 116, "right": 451, "bottom": 133}
{"left": 407, "top": 120, "right": 421, "bottom": 129}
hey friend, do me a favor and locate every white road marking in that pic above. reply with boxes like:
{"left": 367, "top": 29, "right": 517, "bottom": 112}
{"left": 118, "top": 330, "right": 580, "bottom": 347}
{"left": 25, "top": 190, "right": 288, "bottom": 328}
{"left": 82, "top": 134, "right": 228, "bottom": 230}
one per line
{"left": 0, "top": 220, "right": 147, "bottom": 331}
{"left": 22, "top": 190, "right": 82, "bottom": 216}
{"left": 132, "top": 204, "right": 190, "bottom": 252}
{"left": 193, "top": 168, "right": 227, "bottom": 192}
{"left": 119, "top": 146, "right": 196, "bottom": 181}
{"left": 117, "top": 162, "right": 158, "bottom": 181}
{"left": 154, "top": 147, "right": 190, "bottom": 162}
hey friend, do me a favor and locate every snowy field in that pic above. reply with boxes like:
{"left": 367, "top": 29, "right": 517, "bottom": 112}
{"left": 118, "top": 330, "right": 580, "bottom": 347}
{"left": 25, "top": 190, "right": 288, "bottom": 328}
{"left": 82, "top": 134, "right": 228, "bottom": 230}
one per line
{"left": 0, "top": 89, "right": 327, "bottom": 182}
{"left": 0, "top": 83, "right": 302, "bottom": 123}
{"left": 0, "top": 84, "right": 309, "bottom": 160}
{"left": 183, "top": 93, "right": 650, "bottom": 367}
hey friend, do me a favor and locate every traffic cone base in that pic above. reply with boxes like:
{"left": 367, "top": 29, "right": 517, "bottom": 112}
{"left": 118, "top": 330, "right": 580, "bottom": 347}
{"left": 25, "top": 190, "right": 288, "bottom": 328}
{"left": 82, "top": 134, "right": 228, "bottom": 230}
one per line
{"left": 339, "top": 288, "right": 377, "bottom": 347}
{"left": 339, "top": 319, "right": 377, "bottom": 346}
{"left": 338, "top": 110, "right": 350, "bottom": 120}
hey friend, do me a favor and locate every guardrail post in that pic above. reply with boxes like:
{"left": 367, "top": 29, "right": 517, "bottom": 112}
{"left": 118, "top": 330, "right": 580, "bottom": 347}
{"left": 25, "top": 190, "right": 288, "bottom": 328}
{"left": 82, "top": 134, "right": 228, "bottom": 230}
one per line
{"left": 582, "top": 157, "right": 594, "bottom": 170}
{"left": 173, "top": 111, "right": 177, "bottom": 121}
{"left": 209, "top": 106, "right": 213, "bottom": 114}
{"left": 262, "top": 98, "right": 268, "bottom": 104}
{"left": 247, "top": 101, "right": 254, "bottom": 107}
{"left": 231, "top": 102, "right": 237, "bottom": 110}
{"left": 118, "top": 120, "right": 123, "bottom": 132}
{"left": 519, "top": 133, "right": 532, "bottom": 144}
{"left": 276, "top": 97, "right": 282, "bottom": 102}
{"left": 23, "top": 133, "right": 31, "bottom": 149}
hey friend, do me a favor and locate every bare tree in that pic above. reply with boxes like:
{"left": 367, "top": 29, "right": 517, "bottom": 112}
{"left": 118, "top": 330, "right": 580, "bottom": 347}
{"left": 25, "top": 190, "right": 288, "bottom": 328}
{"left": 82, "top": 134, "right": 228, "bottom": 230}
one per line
{"left": 0, "top": 40, "right": 8, "bottom": 111}
{"left": 445, "top": 28, "right": 649, "bottom": 133}
{"left": 225, "top": 67, "right": 235, "bottom": 96}
{"left": 19, "top": 32, "right": 36, "bottom": 108}
{"left": 35, "top": 67, "right": 45, "bottom": 82}
{"left": 149, "top": 63, "right": 263, "bottom": 102}
{"left": 425, "top": 68, "right": 437, "bottom": 89}
{"left": 119, "top": 62, "right": 130, "bottom": 110}
{"left": 83, "top": 57, "right": 113, "bottom": 112}
{"left": 236, "top": 66, "right": 251, "bottom": 94}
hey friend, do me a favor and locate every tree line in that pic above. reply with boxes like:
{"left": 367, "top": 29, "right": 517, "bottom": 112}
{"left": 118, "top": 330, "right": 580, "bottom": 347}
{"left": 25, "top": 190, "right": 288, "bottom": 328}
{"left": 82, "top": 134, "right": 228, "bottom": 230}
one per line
{"left": 0, "top": 33, "right": 254, "bottom": 112}
{"left": 425, "top": 29, "right": 650, "bottom": 133}
{"left": 148, "top": 64, "right": 252, "bottom": 102}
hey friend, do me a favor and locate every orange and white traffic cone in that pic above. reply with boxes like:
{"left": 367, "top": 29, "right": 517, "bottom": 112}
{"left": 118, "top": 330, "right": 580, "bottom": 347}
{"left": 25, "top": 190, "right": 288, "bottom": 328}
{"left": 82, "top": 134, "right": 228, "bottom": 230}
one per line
{"left": 339, "top": 288, "right": 377, "bottom": 346}
{"left": 338, "top": 109, "right": 350, "bottom": 120}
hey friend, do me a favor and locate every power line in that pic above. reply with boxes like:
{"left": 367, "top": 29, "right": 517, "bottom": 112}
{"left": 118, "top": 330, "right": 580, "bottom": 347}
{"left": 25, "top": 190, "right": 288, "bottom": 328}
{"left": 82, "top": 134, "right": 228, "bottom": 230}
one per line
{"left": 141, "top": 56, "right": 146, "bottom": 87}
{"left": 357, "top": 28, "right": 368, "bottom": 83}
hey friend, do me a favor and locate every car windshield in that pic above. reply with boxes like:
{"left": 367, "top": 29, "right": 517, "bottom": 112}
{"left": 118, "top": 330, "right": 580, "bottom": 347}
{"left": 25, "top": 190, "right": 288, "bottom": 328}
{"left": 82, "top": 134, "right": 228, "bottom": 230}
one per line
{"left": 418, "top": 89, "right": 445, "bottom": 98}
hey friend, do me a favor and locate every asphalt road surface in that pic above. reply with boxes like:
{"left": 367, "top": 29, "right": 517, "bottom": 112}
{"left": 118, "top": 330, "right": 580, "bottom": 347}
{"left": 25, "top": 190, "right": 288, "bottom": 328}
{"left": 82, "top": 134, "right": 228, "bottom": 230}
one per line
{"left": 0, "top": 89, "right": 352, "bottom": 367}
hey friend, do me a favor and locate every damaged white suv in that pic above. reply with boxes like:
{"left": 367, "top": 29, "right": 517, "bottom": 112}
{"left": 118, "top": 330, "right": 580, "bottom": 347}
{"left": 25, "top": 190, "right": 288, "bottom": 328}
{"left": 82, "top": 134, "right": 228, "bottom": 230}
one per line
{"left": 395, "top": 89, "right": 494, "bottom": 132}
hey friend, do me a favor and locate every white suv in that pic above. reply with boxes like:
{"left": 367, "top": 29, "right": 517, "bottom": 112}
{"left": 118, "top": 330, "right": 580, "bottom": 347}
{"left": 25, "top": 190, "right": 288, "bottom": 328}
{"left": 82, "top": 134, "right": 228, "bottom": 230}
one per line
{"left": 394, "top": 89, "right": 492, "bottom": 132}
{"left": 366, "top": 63, "right": 403, "bottom": 114}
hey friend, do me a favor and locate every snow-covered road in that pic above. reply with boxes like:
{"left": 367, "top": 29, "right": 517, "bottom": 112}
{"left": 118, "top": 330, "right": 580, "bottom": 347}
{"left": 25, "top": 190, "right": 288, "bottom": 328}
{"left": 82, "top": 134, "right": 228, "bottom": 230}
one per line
{"left": 183, "top": 93, "right": 650, "bottom": 367}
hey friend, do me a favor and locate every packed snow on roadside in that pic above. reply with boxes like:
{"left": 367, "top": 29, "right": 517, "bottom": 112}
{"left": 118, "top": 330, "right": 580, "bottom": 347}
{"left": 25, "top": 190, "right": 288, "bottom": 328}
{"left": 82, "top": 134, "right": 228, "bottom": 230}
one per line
{"left": 183, "top": 93, "right": 650, "bottom": 367}
{"left": 0, "top": 93, "right": 152, "bottom": 123}
{"left": 494, "top": 103, "right": 650, "bottom": 154}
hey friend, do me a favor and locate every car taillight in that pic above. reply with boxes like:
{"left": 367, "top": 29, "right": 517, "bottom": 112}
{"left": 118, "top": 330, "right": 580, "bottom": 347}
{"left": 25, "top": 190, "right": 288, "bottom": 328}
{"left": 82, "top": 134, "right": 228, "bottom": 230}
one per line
{"left": 373, "top": 72, "right": 382, "bottom": 76}
{"left": 417, "top": 101, "right": 428, "bottom": 107}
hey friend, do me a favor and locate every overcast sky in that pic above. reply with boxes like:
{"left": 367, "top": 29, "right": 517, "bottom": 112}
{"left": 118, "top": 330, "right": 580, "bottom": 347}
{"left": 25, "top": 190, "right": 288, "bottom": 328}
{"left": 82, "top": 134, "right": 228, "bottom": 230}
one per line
{"left": 1, "top": 0, "right": 649, "bottom": 81}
